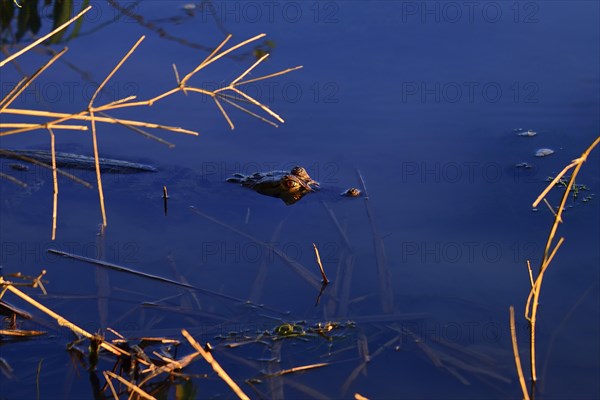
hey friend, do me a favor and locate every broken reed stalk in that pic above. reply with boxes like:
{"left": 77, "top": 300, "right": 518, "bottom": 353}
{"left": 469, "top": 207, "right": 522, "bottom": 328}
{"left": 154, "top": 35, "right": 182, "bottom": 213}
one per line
{"left": 509, "top": 306, "right": 530, "bottom": 400}
{"left": 49, "top": 128, "right": 58, "bottom": 240}
{"left": 181, "top": 329, "right": 250, "bottom": 400}
{"left": 514, "top": 135, "right": 600, "bottom": 390}
{"left": 0, "top": 5, "right": 91, "bottom": 68}
{"left": 89, "top": 110, "right": 107, "bottom": 227}
{"left": 312, "top": 243, "right": 330, "bottom": 284}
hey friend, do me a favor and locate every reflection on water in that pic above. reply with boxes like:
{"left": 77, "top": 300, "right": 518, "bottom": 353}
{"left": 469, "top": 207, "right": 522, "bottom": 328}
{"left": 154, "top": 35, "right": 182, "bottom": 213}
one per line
{"left": 1, "top": 1, "right": 599, "bottom": 399}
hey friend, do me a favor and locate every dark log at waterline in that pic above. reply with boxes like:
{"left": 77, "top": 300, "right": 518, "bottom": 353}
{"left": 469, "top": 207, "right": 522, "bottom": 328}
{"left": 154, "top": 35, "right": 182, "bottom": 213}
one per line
{"left": 0, "top": 149, "right": 158, "bottom": 173}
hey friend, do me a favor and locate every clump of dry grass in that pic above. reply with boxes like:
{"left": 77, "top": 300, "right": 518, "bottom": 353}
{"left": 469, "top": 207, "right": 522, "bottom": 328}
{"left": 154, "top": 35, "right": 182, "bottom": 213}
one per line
{"left": 0, "top": 272, "right": 257, "bottom": 399}
{"left": 0, "top": 5, "right": 302, "bottom": 239}
{"left": 510, "top": 136, "right": 600, "bottom": 399}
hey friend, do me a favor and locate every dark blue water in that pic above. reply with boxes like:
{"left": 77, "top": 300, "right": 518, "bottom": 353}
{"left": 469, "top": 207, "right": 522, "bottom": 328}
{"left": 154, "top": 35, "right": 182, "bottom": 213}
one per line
{"left": 1, "top": 1, "right": 599, "bottom": 399}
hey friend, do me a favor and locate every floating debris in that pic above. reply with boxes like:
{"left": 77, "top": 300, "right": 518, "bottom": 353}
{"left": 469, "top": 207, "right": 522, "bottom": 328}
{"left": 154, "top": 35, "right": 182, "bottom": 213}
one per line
{"left": 341, "top": 187, "right": 362, "bottom": 197}
{"left": 517, "top": 130, "right": 537, "bottom": 137}
{"left": 515, "top": 162, "right": 533, "bottom": 169}
{"left": 535, "top": 148, "right": 554, "bottom": 157}
{"left": 543, "top": 175, "right": 594, "bottom": 205}
{"left": 9, "top": 163, "right": 29, "bottom": 171}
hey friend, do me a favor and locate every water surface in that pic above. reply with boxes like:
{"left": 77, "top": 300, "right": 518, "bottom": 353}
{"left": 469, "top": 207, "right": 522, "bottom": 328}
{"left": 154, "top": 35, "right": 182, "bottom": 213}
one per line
{"left": 1, "top": 1, "right": 599, "bottom": 399}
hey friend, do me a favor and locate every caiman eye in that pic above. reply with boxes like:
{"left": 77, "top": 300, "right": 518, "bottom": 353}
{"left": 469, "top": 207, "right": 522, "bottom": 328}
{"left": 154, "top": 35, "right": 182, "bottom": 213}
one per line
{"left": 291, "top": 166, "right": 305, "bottom": 176}
{"left": 284, "top": 179, "right": 298, "bottom": 188}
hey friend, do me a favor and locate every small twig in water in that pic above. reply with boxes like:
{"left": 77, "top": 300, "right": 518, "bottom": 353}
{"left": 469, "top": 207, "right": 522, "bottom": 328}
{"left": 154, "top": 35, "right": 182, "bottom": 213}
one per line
{"left": 313, "top": 243, "right": 330, "bottom": 284}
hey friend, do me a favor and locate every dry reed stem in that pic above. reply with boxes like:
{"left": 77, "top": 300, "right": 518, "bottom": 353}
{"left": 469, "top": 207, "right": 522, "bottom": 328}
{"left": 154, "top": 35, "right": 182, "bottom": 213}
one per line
{"left": 49, "top": 128, "right": 58, "bottom": 240}
{"left": 101, "top": 95, "right": 138, "bottom": 108}
{"left": 542, "top": 198, "right": 559, "bottom": 221}
{"left": 180, "top": 34, "right": 232, "bottom": 85}
{"left": 0, "top": 5, "right": 91, "bottom": 67}
{"left": 0, "top": 47, "right": 68, "bottom": 113}
{"left": 1, "top": 33, "right": 300, "bottom": 136}
{"left": 234, "top": 65, "right": 304, "bottom": 87}
{"left": 230, "top": 86, "right": 284, "bottom": 123}
{"left": 0, "top": 329, "right": 46, "bottom": 337}
{"left": 0, "top": 279, "right": 128, "bottom": 357}
{"left": 89, "top": 110, "right": 107, "bottom": 227}
{"left": 264, "top": 362, "right": 329, "bottom": 377}
{"left": 524, "top": 237, "right": 564, "bottom": 382}
{"left": 0, "top": 123, "right": 87, "bottom": 130}
{"left": 312, "top": 243, "right": 330, "bottom": 284}
{"left": 31, "top": 270, "right": 48, "bottom": 295}
{"left": 88, "top": 36, "right": 146, "bottom": 108}
{"left": 103, "top": 372, "right": 120, "bottom": 400}
{"left": 510, "top": 306, "right": 530, "bottom": 400}
{"left": 181, "top": 329, "right": 251, "bottom": 400}
{"left": 0, "top": 172, "right": 27, "bottom": 187}
{"left": 0, "top": 109, "right": 198, "bottom": 136}
{"left": 526, "top": 260, "right": 534, "bottom": 288}
{"left": 103, "top": 371, "right": 156, "bottom": 400}
{"left": 86, "top": 37, "right": 146, "bottom": 228}
{"left": 137, "top": 350, "right": 201, "bottom": 385}
{"left": 229, "top": 53, "right": 270, "bottom": 86}
{"left": 102, "top": 87, "right": 184, "bottom": 110}
{"left": 212, "top": 96, "right": 235, "bottom": 129}
{"left": 197, "top": 35, "right": 232, "bottom": 69}
{"left": 0, "top": 76, "right": 27, "bottom": 109}
{"left": 532, "top": 160, "right": 580, "bottom": 209}
{"left": 172, "top": 64, "right": 181, "bottom": 85}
